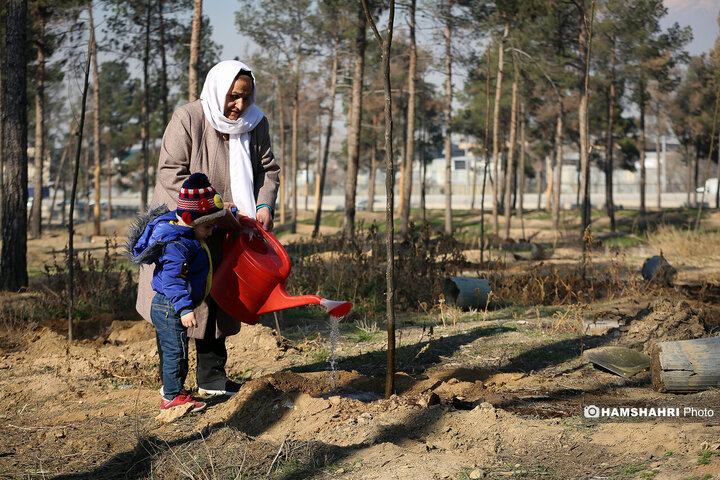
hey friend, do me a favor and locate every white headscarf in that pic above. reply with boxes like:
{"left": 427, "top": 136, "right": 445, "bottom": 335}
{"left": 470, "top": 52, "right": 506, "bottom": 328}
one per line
{"left": 200, "top": 60, "right": 264, "bottom": 219}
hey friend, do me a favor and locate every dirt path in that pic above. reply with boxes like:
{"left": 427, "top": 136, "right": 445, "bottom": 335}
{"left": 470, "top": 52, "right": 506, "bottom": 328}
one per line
{"left": 2, "top": 211, "right": 720, "bottom": 479}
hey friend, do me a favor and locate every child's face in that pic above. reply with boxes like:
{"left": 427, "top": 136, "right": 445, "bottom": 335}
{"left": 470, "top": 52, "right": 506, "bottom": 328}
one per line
{"left": 194, "top": 222, "right": 216, "bottom": 241}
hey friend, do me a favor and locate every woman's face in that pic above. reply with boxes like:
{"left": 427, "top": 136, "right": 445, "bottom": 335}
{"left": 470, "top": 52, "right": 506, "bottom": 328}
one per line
{"left": 224, "top": 75, "right": 253, "bottom": 120}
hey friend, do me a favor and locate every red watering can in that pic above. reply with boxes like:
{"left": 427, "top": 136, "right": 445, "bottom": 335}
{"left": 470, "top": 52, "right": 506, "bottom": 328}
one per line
{"left": 210, "top": 217, "right": 352, "bottom": 325}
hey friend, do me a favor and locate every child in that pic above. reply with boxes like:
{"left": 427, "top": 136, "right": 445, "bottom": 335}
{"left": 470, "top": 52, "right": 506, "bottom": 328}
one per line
{"left": 126, "top": 173, "right": 228, "bottom": 412}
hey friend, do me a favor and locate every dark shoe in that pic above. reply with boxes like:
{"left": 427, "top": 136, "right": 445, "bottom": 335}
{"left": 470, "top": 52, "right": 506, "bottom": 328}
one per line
{"left": 161, "top": 392, "right": 206, "bottom": 412}
{"left": 198, "top": 380, "right": 241, "bottom": 397}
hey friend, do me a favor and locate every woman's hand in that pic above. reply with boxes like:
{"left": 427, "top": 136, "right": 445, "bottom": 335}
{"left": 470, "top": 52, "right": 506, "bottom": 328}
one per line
{"left": 256, "top": 206, "right": 274, "bottom": 232}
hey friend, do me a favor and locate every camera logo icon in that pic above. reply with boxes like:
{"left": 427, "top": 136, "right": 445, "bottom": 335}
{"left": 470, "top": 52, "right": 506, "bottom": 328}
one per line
{"left": 584, "top": 405, "right": 600, "bottom": 418}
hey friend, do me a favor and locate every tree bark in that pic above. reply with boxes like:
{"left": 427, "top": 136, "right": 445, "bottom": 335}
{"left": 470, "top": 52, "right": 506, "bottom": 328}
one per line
{"left": 30, "top": 12, "right": 45, "bottom": 239}
{"left": 503, "top": 54, "right": 518, "bottom": 239}
{"left": 1, "top": 0, "right": 29, "bottom": 292}
{"left": 188, "top": 0, "right": 202, "bottom": 102}
{"left": 400, "top": 0, "right": 416, "bottom": 238}
{"left": 443, "top": 0, "right": 453, "bottom": 236}
{"left": 343, "top": 2, "right": 366, "bottom": 239}
{"left": 89, "top": 4, "right": 101, "bottom": 236}
{"left": 312, "top": 38, "right": 338, "bottom": 237}
{"left": 492, "top": 20, "right": 509, "bottom": 235}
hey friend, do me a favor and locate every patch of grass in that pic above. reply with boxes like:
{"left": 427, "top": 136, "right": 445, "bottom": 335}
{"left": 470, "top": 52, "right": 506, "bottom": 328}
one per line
{"left": 647, "top": 225, "right": 720, "bottom": 260}
{"left": 308, "top": 348, "right": 330, "bottom": 363}
{"left": 697, "top": 449, "right": 717, "bottom": 465}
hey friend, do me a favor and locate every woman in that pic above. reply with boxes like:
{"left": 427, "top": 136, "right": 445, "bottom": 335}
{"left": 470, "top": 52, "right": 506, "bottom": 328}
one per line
{"left": 136, "top": 60, "right": 280, "bottom": 397}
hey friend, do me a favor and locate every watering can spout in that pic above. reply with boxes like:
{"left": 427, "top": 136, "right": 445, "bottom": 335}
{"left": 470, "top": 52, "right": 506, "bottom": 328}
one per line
{"left": 210, "top": 217, "right": 352, "bottom": 324}
{"left": 258, "top": 284, "right": 352, "bottom": 318}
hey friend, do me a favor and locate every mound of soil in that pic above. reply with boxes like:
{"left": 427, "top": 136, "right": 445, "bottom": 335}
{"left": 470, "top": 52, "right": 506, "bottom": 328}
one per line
{"left": 620, "top": 298, "right": 708, "bottom": 353}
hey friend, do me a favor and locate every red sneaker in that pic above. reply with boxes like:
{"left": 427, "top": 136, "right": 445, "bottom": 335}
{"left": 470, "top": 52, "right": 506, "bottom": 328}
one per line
{"left": 161, "top": 392, "right": 206, "bottom": 412}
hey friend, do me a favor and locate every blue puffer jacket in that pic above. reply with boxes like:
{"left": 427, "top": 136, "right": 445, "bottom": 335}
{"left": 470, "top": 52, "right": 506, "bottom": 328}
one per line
{"left": 129, "top": 210, "right": 211, "bottom": 316}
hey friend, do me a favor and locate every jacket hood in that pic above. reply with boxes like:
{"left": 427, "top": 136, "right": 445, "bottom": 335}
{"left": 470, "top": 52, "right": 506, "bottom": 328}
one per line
{"left": 125, "top": 205, "right": 193, "bottom": 265}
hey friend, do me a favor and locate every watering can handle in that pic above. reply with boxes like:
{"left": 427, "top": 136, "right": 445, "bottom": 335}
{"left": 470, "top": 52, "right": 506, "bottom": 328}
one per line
{"left": 236, "top": 216, "right": 292, "bottom": 277}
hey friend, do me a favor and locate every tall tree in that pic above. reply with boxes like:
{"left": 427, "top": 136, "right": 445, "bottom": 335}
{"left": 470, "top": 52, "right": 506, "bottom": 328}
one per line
{"left": 361, "top": 0, "right": 395, "bottom": 399}
{"left": 188, "top": 0, "right": 201, "bottom": 101}
{"left": 29, "top": 3, "right": 47, "bottom": 239}
{"left": 442, "top": 0, "right": 454, "bottom": 235}
{"left": 1, "top": 0, "right": 29, "bottom": 291}
{"left": 399, "top": 0, "right": 416, "bottom": 239}
{"left": 237, "top": 0, "right": 314, "bottom": 234}
{"left": 89, "top": 2, "right": 101, "bottom": 236}
{"left": 343, "top": 1, "right": 367, "bottom": 239}
{"left": 503, "top": 51, "right": 519, "bottom": 239}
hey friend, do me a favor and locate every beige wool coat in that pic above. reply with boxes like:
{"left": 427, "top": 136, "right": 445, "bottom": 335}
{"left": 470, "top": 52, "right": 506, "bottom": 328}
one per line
{"left": 135, "top": 100, "right": 280, "bottom": 339}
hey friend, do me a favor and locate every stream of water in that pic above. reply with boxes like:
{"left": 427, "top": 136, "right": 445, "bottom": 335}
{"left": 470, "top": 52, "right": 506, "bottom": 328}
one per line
{"left": 328, "top": 314, "right": 343, "bottom": 391}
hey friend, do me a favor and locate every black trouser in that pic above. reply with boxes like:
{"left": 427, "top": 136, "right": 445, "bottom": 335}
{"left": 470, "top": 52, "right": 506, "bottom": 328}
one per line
{"left": 194, "top": 302, "right": 229, "bottom": 390}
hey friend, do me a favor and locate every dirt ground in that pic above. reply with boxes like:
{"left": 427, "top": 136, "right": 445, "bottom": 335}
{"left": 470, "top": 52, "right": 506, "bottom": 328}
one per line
{"left": 1, "top": 210, "right": 720, "bottom": 479}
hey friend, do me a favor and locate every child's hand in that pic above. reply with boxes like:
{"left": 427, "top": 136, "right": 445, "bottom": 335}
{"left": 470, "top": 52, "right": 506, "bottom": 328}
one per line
{"left": 181, "top": 311, "right": 197, "bottom": 328}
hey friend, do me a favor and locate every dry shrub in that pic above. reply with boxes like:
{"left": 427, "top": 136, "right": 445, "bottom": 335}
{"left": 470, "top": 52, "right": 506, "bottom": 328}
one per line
{"left": 646, "top": 225, "right": 720, "bottom": 260}
{"left": 41, "top": 238, "right": 136, "bottom": 319}
{"left": 286, "top": 221, "right": 466, "bottom": 315}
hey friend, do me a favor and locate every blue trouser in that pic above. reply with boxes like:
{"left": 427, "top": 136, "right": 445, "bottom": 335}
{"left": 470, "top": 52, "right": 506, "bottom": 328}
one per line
{"left": 151, "top": 293, "right": 188, "bottom": 400}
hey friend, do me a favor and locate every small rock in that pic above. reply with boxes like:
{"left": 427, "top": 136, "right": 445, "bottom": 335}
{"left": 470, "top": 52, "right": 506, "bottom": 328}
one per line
{"left": 328, "top": 396, "right": 341, "bottom": 405}
{"left": 469, "top": 468, "right": 484, "bottom": 479}
{"left": 447, "top": 378, "right": 460, "bottom": 385}
{"left": 155, "top": 403, "right": 193, "bottom": 424}
{"left": 417, "top": 392, "right": 440, "bottom": 408}
{"left": 336, "top": 468, "right": 345, "bottom": 474}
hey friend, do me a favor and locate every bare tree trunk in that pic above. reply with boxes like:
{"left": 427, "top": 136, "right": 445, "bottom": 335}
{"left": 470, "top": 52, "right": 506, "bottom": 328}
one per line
{"left": 578, "top": 2, "right": 594, "bottom": 233}
{"left": 312, "top": 38, "right": 339, "bottom": 237}
{"left": 362, "top": 0, "right": 395, "bottom": 399}
{"left": 443, "top": 0, "right": 453, "bottom": 235}
{"left": 157, "top": 0, "right": 168, "bottom": 127}
{"left": 655, "top": 128, "right": 661, "bottom": 209}
{"left": 278, "top": 84, "right": 286, "bottom": 223}
{"left": 368, "top": 113, "right": 378, "bottom": 213}
{"left": 89, "top": 4, "right": 102, "bottom": 236}
{"left": 605, "top": 33, "right": 616, "bottom": 232}
{"left": 1, "top": 0, "right": 29, "bottom": 292}
{"left": 106, "top": 148, "right": 112, "bottom": 219}
{"left": 290, "top": 54, "right": 300, "bottom": 233}
{"left": 519, "top": 102, "right": 526, "bottom": 240}
{"left": 84, "top": 139, "right": 90, "bottom": 223}
{"left": 639, "top": 78, "right": 647, "bottom": 215}
{"left": 343, "top": 2, "right": 366, "bottom": 239}
{"left": 492, "top": 20, "right": 509, "bottom": 235}
{"left": 30, "top": 13, "right": 45, "bottom": 239}
{"left": 503, "top": 54, "right": 518, "bottom": 239}
{"left": 400, "top": 0, "right": 416, "bottom": 238}
{"left": 552, "top": 102, "right": 564, "bottom": 233}
{"left": 140, "top": 1, "right": 151, "bottom": 212}
{"left": 480, "top": 43, "right": 491, "bottom": 264}
{"left": 188, "top": 0, "right": 202, "bottom": 102}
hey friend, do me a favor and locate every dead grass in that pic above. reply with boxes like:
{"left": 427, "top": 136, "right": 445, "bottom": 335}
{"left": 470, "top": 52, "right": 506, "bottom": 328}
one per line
{"left": 646, "top": 225, "right": 720, "bottom": 261}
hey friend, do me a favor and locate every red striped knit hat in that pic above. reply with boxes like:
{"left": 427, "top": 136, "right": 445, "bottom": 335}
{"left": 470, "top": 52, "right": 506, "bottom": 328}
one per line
{"left": 176, "top": 173, "right": 226, "bottom": 226}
